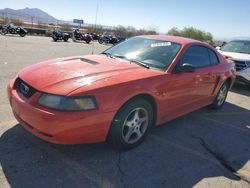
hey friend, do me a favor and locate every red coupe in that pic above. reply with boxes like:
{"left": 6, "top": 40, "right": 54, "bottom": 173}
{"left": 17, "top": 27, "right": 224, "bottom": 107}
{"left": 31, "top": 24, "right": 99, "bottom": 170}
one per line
{"left": 7, "top": 35, "right": 236, "bottom": 149}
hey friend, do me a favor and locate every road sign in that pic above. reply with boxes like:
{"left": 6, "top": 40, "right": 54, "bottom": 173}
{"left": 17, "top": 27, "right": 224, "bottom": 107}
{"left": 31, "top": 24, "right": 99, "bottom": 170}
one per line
{"left": 73, "top": 19, "right": 84, "bottom": 24}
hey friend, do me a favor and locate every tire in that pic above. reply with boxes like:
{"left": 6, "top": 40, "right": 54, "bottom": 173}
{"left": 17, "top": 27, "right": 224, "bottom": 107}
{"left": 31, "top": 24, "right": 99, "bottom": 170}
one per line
{"left": 210, "top": 81, "right": 229, "bottom": 109}
{"left": 19, "top": 33, "right": 26, "bottom": 37}
{"left": 63, "top": 37, "right": 69, "bottom": 42}
{"left": 52, "top": 37, "right": 57, "bottom": 42}
{"left": 109, "top": 98, "right": 153, "bottom": 150}
{"left": 1, "top": 29, "right": 8, "bottom": 35}
{"left": 85, "top": 38, "right": 91, "bottom": 44}
{"left": 98, "top": 38, "right": 103, "bottom": 44}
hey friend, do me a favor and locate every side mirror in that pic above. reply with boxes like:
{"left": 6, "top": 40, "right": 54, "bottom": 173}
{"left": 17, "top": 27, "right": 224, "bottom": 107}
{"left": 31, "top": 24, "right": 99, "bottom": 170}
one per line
{"left": 175, "top": 63, "right": 196, "bottom": 73}
{"left": 216, "top": 46, "right": 221, "bottom": 50}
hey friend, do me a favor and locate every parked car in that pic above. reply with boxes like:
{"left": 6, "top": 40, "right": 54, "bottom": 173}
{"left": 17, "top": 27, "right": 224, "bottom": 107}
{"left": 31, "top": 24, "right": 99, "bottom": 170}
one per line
{"left": 51, "top": 30, "right": 70, "bottom": 42}
{"left": 7, "top": 36, "right": 236, "bottom": 150}
{"left": 1, "top": 24, "right": 27, "bottom": 37}
{"left": 216, "top": 40, "right": 250, "bottom": 88}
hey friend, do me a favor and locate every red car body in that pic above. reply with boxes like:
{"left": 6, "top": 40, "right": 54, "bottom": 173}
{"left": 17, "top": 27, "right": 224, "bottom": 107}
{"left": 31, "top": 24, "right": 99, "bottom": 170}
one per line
{"left": 7, "top": 35, "right": 236, "bottom": 145}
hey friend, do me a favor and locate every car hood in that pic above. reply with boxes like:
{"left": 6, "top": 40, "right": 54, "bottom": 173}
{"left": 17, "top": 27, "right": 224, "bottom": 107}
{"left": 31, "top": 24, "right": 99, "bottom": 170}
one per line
{"left": 18, "top": 55, "right": 163, "bottom": 95}
{"left": 218, "top": 50, "right": 250, "bottom": 61}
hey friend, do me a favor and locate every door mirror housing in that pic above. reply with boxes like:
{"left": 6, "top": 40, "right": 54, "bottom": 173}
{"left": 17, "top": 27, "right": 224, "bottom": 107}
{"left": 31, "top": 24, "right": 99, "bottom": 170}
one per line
{"left": 175, "top": 63, "right": 196, "bottom": 73}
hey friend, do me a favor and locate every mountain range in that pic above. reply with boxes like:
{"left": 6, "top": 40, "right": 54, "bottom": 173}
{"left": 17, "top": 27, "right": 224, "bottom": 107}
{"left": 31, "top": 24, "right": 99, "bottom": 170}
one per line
{"left": 0, "top": 7, "right": 58, "bottom": 24}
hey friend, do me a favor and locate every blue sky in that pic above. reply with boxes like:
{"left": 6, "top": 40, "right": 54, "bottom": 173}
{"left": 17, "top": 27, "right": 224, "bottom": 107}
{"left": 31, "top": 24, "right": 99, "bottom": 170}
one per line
{"left": 0, "top": 0, "right": 249, "bottom": 39}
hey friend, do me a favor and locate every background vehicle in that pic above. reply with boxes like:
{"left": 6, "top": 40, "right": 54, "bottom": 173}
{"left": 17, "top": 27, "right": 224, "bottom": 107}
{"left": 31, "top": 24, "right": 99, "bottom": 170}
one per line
{"left": 98, "top": 34, "right": 120, "bottom": 45}
{"left": 1, "top": 24, "right": 27, "bottom": 37}
{"left": 90, "top": 33, "right": 101, "bottom": 41}
{"left": 51, "top": 30, "right": 70, "bottom": 42}
{"left": 217, "top": 40, "right": 250, "bottom": 88}
{"left": 73, "top": 29, "right": 92, "bottom": 44}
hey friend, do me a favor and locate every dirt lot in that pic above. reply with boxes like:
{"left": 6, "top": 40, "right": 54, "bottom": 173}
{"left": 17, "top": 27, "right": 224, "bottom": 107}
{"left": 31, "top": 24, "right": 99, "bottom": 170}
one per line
{"left": 0, "top": 35, "right": 250, "bottom": 188}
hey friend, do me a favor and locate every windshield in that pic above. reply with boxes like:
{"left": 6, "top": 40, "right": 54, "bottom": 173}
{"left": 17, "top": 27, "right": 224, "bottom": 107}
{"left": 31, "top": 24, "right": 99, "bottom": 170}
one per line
{"left": 220, "top": 40, "right": 250, "bottom": 54}
{"left": 103, "top": 37, "right": 181, "bottom": 71}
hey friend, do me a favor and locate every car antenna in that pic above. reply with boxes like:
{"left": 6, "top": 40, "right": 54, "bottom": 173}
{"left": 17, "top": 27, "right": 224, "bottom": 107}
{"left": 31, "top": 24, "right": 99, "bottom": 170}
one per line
{"left": 92, "top": 3, "right": 98, "bottom": 55}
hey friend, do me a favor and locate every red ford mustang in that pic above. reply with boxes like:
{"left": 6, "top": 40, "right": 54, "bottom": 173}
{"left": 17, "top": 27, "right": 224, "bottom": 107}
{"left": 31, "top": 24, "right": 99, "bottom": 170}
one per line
{"left": 7, "top": 35, "right": 236, "bottom": 149}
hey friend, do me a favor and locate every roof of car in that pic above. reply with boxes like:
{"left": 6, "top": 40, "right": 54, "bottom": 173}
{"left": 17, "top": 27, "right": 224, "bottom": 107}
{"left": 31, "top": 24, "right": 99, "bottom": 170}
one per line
{"left": 137, "top": 35, "right": 202, "bottom": 45}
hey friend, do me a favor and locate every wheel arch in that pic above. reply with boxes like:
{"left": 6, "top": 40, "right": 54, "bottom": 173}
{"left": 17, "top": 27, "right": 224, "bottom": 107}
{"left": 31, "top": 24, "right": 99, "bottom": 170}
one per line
{"left": 107, "top": 93, "right": 158, "bottom": 140}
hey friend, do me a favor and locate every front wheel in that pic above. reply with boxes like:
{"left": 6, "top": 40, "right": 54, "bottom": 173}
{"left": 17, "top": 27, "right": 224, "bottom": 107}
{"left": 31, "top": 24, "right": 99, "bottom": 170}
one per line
{"left": 1, "top": 29, "right": 8, "bottom": 35}
{"left": 52, "top": 36, "right": 57, "bottom": 42}
{"left": 210, "top": 82, "right": 229, "bottom": 109}
{"left": 109, "top": 98, "right": 153, "bottom": 150}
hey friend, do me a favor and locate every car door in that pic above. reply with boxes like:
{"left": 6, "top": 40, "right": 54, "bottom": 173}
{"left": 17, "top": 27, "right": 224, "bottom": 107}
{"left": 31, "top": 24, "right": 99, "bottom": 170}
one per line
{"left": 159, "top": 45, "right": 217, "bottom": 123}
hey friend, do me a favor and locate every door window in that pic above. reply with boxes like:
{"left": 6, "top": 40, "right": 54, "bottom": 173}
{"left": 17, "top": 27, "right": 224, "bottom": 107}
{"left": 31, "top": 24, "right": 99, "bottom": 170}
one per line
{"left": 179, "top": 46, "right": 210, "bottom": 68}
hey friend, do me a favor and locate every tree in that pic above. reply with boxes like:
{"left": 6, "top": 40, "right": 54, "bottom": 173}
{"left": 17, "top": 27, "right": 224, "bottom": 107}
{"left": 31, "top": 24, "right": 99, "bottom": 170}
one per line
{"left": 167, "top": 27, "right": 180, "bottom": 36}
{"left": 167, "top": 27, "right": 213, "bottom": 43}
{"left": 59, "top": 23, "right": 72, "bottom": 32}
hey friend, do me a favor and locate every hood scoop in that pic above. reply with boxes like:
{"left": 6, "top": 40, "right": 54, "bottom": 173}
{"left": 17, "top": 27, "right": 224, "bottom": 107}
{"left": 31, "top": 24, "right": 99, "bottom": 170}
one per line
{"left": 80, "top": 57, "right": 99, "bottom": 65}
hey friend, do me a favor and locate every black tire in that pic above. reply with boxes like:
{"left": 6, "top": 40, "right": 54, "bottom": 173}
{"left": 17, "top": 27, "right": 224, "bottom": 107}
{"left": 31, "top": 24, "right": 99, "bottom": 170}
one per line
{"left": 63, "top": 37, "right": 69, "bottom": 42}
{"left": 210, "top": 81, "right": 229, "bottom": 109}
{"left": 85, "top": 38, "right": 91, "bottom": 44}
{"left": 1, "top": 29, "right": 8, "bottom": 35}
{"left": 98, "top": 38, "right": 103, "bottom": 44}
{"left": 52, "top": 37, "right": 57, "bottom": 42}
{"left": 19, "top": 33, "right": 26, "bottom": 37}
{"left": 109, "top": 98, "right": 154, "bottom": 150}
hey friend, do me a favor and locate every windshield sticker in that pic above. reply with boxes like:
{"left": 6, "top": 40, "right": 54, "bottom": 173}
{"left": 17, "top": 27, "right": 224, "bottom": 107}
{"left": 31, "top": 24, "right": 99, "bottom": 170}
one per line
{"left": 151, "top": 42, "right": 171, "bottom": 48}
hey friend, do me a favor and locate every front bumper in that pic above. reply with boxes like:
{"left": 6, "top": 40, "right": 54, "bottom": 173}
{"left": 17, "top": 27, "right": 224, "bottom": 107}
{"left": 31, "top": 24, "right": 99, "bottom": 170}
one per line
{"left": 236, "top": 68, "right": 250, "bottom": 85}
{"left": 7, "top": 80, "right": 115, "bottom": 144}
{"left": 236, "top": 68, "right": 250, "bottom": 81}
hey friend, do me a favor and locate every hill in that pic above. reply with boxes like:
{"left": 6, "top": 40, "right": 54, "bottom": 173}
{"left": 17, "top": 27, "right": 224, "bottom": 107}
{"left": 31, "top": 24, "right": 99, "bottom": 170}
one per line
{"left": 0, "top": 7, "right": 57, "bottom": 24}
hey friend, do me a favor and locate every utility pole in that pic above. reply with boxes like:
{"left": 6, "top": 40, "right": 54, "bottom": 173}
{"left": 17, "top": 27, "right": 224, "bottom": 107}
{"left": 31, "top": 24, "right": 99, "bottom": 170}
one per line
{"left": 94, "top": 4, "right": 99, "bottom": 32}
{"left": 31, "top": 16, "right": 34, "bottom": 28}
{"left": 1, "top": 12, "right": 4, "bottom": 24}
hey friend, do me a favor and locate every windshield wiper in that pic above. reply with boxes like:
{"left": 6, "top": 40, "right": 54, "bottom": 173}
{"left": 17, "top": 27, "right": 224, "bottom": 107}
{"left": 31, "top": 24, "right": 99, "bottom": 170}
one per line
{"left": 101, "top": 53, "right": 150, "bottom": 69}
{"left": 129, "top": 59, "right": 150, "bottom": 69}
{"left": 101, "top": 52, "right": 115, "bottom": 58}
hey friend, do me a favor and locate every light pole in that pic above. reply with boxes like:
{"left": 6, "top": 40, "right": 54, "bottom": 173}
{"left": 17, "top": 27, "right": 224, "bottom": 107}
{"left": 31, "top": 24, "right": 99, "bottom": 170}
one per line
{"left": 94, "top": 4, "right": 99, "bottom": 33}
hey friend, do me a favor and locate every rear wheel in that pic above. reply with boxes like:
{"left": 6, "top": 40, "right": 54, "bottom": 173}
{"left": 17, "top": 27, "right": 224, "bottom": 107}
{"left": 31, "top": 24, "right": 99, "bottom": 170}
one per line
{"left": 211, "top": 82, "right": 229, "bottom": 109}
{"left": 19, "top": 33, "right": 26, "bottom": 37}
{"left": 63, "top": 37, "right": 69, "bottom": 42}
{"left": 98, "top": 38, "right": 103, "bottom": 44}
{"left": 109, "top": 98, "right": 153, "bottom": 150}
{"left": 85, "top": 38, "right": 91, "bottom": 44}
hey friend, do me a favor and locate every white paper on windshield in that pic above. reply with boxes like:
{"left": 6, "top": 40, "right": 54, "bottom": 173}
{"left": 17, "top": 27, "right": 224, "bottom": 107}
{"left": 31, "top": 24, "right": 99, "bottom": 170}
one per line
{"left": 151, "top": 42, "right": 171, "bottom": 48}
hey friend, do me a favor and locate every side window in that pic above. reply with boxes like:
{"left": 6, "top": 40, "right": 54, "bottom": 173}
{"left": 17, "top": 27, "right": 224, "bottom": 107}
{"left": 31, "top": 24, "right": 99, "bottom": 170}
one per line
{"left": 179, "top": 46, "right": 210, "bottom": 68}
{"left": 208, "top": 49, "right": 219, "bottom": 65}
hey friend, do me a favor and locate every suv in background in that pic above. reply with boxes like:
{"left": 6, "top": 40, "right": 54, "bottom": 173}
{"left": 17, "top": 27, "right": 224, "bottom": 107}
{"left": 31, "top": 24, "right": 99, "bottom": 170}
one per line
{"left": 217, "top": 40, "right": 250, "bottom": 88}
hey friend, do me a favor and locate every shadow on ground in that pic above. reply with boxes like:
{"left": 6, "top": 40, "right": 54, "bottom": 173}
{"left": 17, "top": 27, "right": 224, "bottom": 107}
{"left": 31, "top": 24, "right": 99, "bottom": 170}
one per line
{"left": 1, "top": 102, "right": 250, "bottom": 188}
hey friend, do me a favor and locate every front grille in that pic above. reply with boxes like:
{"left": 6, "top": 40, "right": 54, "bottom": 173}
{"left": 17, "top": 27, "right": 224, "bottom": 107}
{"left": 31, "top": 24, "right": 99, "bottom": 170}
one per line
{"left": 234, "top": 60, "right": 247, "bottom": 71}
{"left": 15, "top": 77, "right": 37, "bottom": 99}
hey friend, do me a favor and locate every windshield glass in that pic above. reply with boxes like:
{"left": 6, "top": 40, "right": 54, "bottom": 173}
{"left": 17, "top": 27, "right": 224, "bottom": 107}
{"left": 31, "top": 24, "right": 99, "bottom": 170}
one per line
{"left": 220, "top": 41, "right": 250, "bottom": 54}
{"left": 103, "top": 37, "right": 181, "bottom": 71}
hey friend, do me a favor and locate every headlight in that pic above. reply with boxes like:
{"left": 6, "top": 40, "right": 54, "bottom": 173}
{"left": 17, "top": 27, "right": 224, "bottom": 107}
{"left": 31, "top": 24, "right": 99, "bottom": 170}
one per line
{"left": 38, "top": 94, "right": 97, "bottom": 111}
